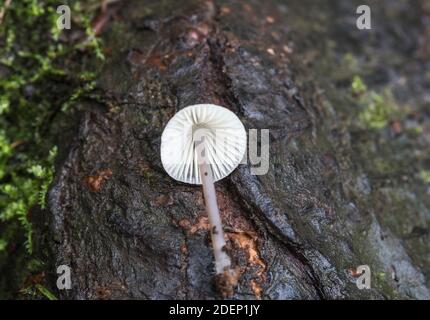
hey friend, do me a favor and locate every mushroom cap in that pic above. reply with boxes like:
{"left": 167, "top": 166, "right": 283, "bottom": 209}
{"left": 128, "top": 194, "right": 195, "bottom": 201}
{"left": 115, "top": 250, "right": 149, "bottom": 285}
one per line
{"left": 161, "top": 104, "right": 247, "bottom": 184}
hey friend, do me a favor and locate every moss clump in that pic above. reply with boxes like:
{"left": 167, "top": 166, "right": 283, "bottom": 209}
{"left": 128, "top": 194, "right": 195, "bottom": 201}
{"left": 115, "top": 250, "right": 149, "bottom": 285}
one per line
{"left": 351, "top": 76, "right": 401, "bottom": 130}
{"left": 418, "top": 170, "right": 430, "bottom": 184}
{"left": 351, "top": 75, "right": 367, "bottom": 96}
{"left": 0, "top": 0, "right": 103, "bottom": 298}
{"left": 358, "top": 92, "right": 394, "bottom": 129}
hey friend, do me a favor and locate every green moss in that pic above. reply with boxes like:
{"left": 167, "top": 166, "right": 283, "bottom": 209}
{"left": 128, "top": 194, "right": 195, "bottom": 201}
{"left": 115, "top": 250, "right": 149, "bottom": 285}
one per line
{"left": 419, "top": 170, "right": 430, "bottom": 184}
{"left": 20, "top": 284, "right": 58, "bottom": 300}
{"left": 351, "top": 75, "right": 367, "bottom": 96}
{"left": 0, "top": 0, "right": 103, "bottom": 298}
{"left": 358, "top": 93, "right": 392, "bottom": 129}
{"left": 351, "top": 77, "right": 400, "bottom": 130}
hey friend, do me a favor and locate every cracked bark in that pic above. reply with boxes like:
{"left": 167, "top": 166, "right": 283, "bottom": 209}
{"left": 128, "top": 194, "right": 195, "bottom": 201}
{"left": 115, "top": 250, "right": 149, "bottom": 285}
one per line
{"left": 38, "top": 0, "right": 430, "bottom": 299}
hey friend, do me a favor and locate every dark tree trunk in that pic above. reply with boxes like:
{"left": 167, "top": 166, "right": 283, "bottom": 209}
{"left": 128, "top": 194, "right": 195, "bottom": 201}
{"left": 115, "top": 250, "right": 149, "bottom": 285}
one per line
{"left": 41, "top": 0, "right": 430, "bottom": 299}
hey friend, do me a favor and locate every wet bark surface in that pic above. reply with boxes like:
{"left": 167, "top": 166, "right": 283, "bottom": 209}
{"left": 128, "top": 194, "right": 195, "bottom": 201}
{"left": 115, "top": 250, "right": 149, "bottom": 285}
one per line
{"left": 41, "top": 0, "right": 430, "bottom": 299}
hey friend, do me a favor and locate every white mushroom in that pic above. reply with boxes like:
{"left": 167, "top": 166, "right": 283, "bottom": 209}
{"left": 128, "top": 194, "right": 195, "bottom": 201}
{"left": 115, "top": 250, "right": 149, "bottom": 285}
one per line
{"left": 161, "top": 103, "right": 247, "bottom": 296}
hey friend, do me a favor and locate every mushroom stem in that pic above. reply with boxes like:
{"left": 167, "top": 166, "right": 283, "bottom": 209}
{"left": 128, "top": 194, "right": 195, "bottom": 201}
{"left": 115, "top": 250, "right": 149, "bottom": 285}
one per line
{"left": 198, "top": 161, "right": 231, "bottom": 274}
{"left": 162, "top": 104, "right": 245, "bottom": 297}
